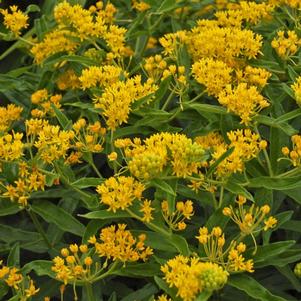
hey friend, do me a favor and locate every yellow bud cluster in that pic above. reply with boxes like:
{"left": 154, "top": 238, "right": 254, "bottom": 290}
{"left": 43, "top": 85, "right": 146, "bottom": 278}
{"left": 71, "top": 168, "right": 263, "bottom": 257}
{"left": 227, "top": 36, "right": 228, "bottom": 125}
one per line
{"left": 161, "top": 255, "right": 228, "bottom": 301}
{"left": 161, "top": 200, "right": 194, "bottom": 231}
{"left": 56, "top": 69, "right": 81, "bottom": 90}
{"left": 223, "top": 196, "right": 277, "bottom": 236}
{"left": 282, "top": 135, "right": 301, "bottom": 166}
{"left": 116, "top": 132, "right": 205, "bottom": 179}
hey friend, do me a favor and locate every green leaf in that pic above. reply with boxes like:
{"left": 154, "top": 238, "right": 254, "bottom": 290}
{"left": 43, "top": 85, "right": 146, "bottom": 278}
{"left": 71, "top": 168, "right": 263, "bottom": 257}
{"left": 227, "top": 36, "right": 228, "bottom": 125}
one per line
{"left": 154, "top": 276, "right": 178, "bottom": 300}
{"left": 248, "top": 176, "right": 301, "bottom": 190}
{"left": 31, "top": 201, "right": 85, "bottom": 236}
{"left": 156, "top": 0, "right": 181, "bottom": 13}
{"left": 150, "top": 179, "right": 176, "bottom": 197}
{"left": 79, "top": 210, "right": 131, "bottom": 219}
{"left": 51, "top": 104, "right": 72, "bottom": 130}
{"left": 22, "top": 260, "right": 55, "bottom": 278}
{"left": 224, "top": 181, "right": 254, "bottom": 201}
{"left": 25, "top": 4, "right": 41, "bottom": 13}
{"left": 120, "top": 283, "right": 158, "bottom": 301}
{"left": 0, "top": 199, "right": 22, "bottom": 216}
{"left": 71, "top": 177, "right": 103, "bottom": 189}
{"left": 113, "top": 263, "right": 160, "bottom": 278}
{"left": 7, "top": 243, "right": 20, "bottom": 267}
{"left": 185, "top": 103, "right": 227, "bottom": 115}
{"left": 249, "top": 241, "right": 295, "bottom": 267}
{"left": 228, "top": 274, "right": 287, "bottom": 301}
{"left": 195, "top": 291, "right": 212, "bottom": 301}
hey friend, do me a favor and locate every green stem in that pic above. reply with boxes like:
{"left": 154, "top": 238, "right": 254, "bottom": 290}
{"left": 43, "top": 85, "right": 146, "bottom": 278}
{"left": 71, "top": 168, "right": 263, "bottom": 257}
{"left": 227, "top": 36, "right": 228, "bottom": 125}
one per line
{"left": 162, "top": 90, "right": 175, "bottom": 111}
{"left": 277, "top": 166, "right": 301, "bottom": 178}
{"left": 85, "top": 282, "right": 95, "bottom": 301}
{"left": 218, "top": 186, "right": 224, "bottom": 209}
{"left": 27, "top": 208, "right": 53, "bottom": 250}
{"left": 110, "top": 130, "right": 117, "bottom": 174}
{"left": 91, "top": 261, "right": 119, "bottom": 283}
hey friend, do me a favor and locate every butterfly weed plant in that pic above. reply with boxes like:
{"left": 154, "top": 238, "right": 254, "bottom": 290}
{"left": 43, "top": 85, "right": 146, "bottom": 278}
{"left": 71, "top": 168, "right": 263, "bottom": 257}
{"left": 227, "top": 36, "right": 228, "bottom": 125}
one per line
{"left": 0, "top": 0, "right": 301, "bottom": 300}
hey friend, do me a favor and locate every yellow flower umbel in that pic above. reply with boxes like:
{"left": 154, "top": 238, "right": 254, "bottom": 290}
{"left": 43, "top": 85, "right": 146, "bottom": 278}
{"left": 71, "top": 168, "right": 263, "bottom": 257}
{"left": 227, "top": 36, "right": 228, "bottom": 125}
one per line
{"left": 30, "top": 89, "right": 62, "bottom": 118}
{"left": 192, "top": 58, "right": 233, "bottom": 96}
{"left": 94, "top": 224, "right": 153, "bottom": 262}
{"left": 0, "top": 5, "right": 29, "bottom": 36}
{"left": 79, "top": 65, "right": 124, "bottom": 90}
{"left": 116, "top": 132, "right": 205, "bottom": 179}
{"left": 3, "top": 161, "right": 46, "bottom": 207}
{"left": 96, "top": 176, "right": 145, "bottom": 212}
{"left": 281, "top": 135, "right": 301, "bottom": 166}
{"left": 161, "top": 200, "right": 194, "bottom": 231}
{"left": 197, "top": 129, "right": 266, "bottom": 178}
{"left": 72, "top": 118, "right": 106, "bottom": 154}
{"left": 94, "top": 76, "right": 157, "bottom": 131}
{"left": 291, "top": 76, "right": 301, "bottom": 106}
{"left": 236, "top": 65, "right": 271, "bottom": 89}
{"left": 31, "top": 29, "right": 79, "bottom": 64}
{"left": 223, "top": 195, "right": 277, "bottom": 251}
{"left": 0, "top": 260, "right": 39, "bottom": 300}
{"left": 271, "top": 30, "right": 301, "bottom": 59}
{"left": 56, "top": 69, "right": 81, "bottom": 90}
{"left": 0, "top": 104, "right": 23, "bottom": 133}
{"left": 161, "top": 255, "right": 228, "bottom": 301}
{"left": 196, "top": 226, "right": 254, "bottom": 273}
{"left": 218, "top": 83, "right": 269, "bottom": 124}
{"left": 0, "top": 132, "right": 24, "bottom": 162}
{"left": 34, "top": 125, "right": 74, "bottom": 163}
{"left": 52, "top": 244, "right": 95, "bottom": 285}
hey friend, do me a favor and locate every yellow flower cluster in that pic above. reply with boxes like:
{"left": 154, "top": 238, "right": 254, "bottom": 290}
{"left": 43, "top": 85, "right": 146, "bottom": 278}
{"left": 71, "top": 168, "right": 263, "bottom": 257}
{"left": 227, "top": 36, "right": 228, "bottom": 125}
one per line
{"left": 196, "top": 226, "right": 254, "bottom": 273}
{"left": 0, "top": 5, "right": 29, "bottom": 36}
{"left": 31, "top": 1, "right": 128, "bottom": 64}
{"left": 291, "top": 76, "right": 301, "bottom": 105}
{"left": 140, "top": 199, "right": 154, "bottom": 223}
{"left": 223, "top": 196, "right": 277, "bottom": 235}
{"left": 159, "top": 31, "right": 188, "bottom": 57}
{"left": 282, "top": 135, "right": 301, "bottom": 166}
{"left": 236, "top": 66, "right": 271, "bottom": 89}
{"left": 0, "top": 104, "right": 23, "bottom": 132}
{"left": 92, "top": 224, "right": 153, "bottom": 262}
{"left": 215, "top": 1, "right": 274, "bottom": 27}
{"left": 132, "top": 0, "right": 151, "bottom": 12}
{"left": 161, "top": 200, "right": 194, "bottom": 230}
{"left": 192, "top": 58, "right": 233, "bottom": 96}
{"left": 115, "top": 132, "right": 205, "bottom": 179}
{"left": 0, "top": 132, "right": 24, "bottom": 162}
{"left": 0, "top": 260, "right": 39, "bottom": 299}
{"left": 52, "top": 244, "right": 94, "bottom": 285}
{"left": 161, "top": 255, "right": 228, "bottom": 301}
{"left": 79, "top": 65, "right": 124, "bottom": 90}
{"left": 31, "top": 29, "right": 79, "bottom": 64}
{"left": 186, "top": 21, "right": 262, "bottom": 65}
{"left": 218, "top": 83, "right": 269, "bottom": 124}
{"left": 271, "top": 30, "right": 301, "bottom": 59}
{"left": 56, "top": 69, "right": 81, "bottom": 90}
{"left": 73, "top": 118, "right": 106, "bottom": 154}
{"left": 96, "top": 176, "right": 145, "bottom": 212}
{"left": 31, "top": 89, "right": 62, "bottom": 117}
{"left": 94, "top": 76, "right": 157, "bottom": 131}
{"left": 34, "top": 125, "right": 74, "bottom": 163}
{"left": 3, "top": 161, "right": 45, "bottom": 206}
{"left": 196, "top": 129, "right": 266, "bottom": 178}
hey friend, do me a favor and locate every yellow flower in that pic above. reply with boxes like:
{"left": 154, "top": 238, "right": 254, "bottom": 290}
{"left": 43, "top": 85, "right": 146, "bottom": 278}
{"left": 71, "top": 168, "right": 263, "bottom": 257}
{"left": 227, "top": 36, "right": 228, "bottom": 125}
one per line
{"left": 140, "top": 199, "right": 154, "bottom": 223}
{"left": 94, "top": 224, "right": 153, "bottom": 262}
{"left": 0, "top": 5, "right": 29, "bottom": 36}
{"left": 25, "top": 280, "right": 40, "bottom": 297}
{"left": 291, "top": 76, "right": 301, "bottom": 105}
{"left": 96, "top": 176, "right": 145, "bottom": 212}
{"left": 192, "top": 58, "right": 233, "bottom": 96}
{"left": 0, "top": 104, "right": 23, "bottom": 133}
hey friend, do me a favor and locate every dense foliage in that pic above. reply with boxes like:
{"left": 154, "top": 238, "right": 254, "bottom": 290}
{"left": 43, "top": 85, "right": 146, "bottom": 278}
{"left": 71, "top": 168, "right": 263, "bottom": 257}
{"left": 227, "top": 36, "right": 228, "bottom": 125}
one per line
{"left": 0, "top": 0, "right": 301, "bottom": 300}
